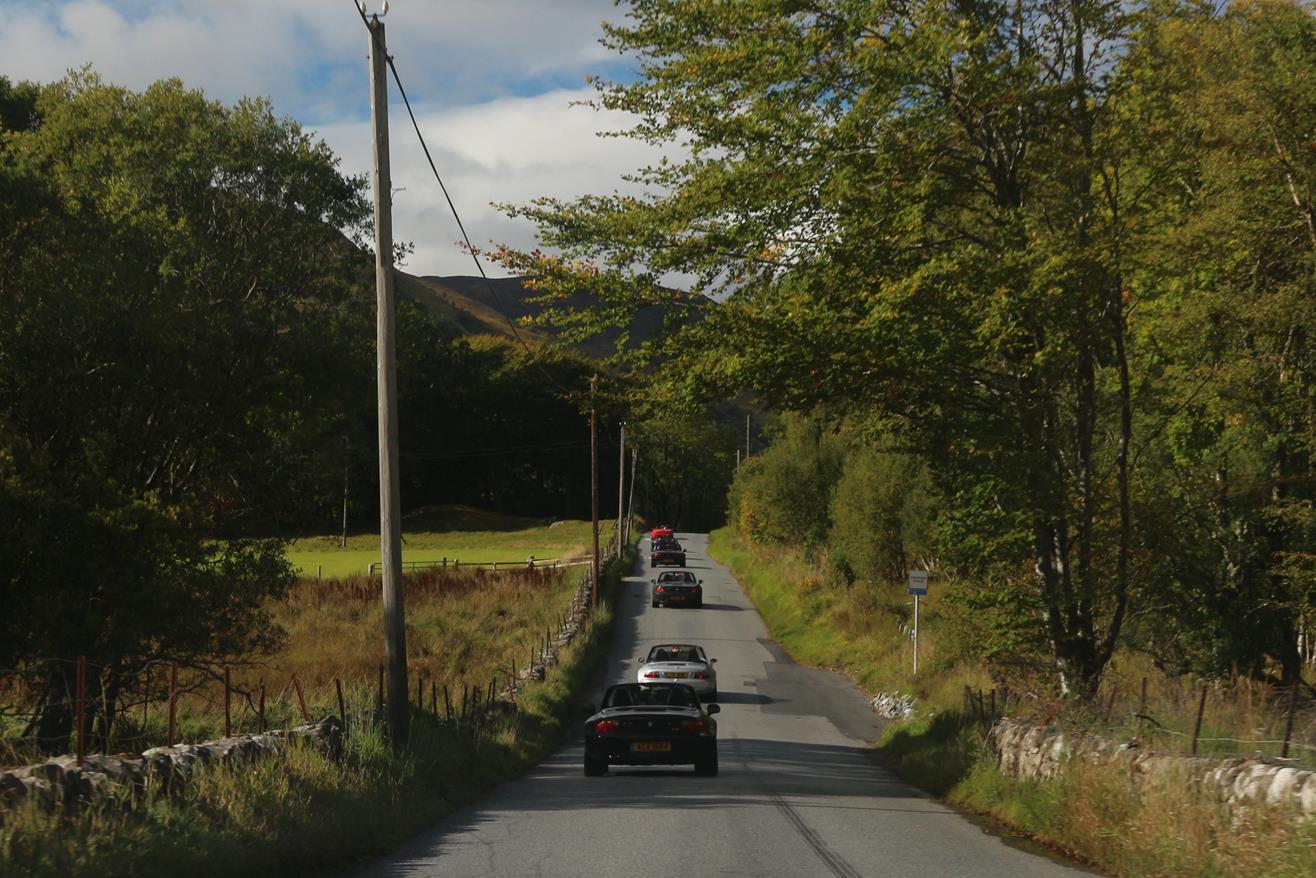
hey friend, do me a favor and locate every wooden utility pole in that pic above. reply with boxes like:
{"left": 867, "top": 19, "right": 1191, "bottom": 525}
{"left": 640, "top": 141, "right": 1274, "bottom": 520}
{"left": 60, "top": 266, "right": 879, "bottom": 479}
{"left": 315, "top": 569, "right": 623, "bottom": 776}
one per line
{"left": 626, "top": 448, "right": 637, "bottom": 542}
{"left": 368, "top": 13, "right": 409, "bottom": 745}
{"left": 745, "top": 413, "right": 751, "bottom": 460}
{"left": 340, "top": 437, "right": 350, "bottom": 548}
{"left": 617, "top": 422, "right": 625, "bottom": 547}
{"left": 590, "top": 376, "right": 600, "bottom": 607}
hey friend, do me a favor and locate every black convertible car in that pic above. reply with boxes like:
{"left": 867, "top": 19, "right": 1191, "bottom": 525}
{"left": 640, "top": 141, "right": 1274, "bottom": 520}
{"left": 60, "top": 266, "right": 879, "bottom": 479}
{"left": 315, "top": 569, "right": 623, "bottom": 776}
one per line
{"left": 582, "top": 683, "right": 719, "bottom": 776}
{"left": 650, "top": 536, "right": 686, "bottom": 568}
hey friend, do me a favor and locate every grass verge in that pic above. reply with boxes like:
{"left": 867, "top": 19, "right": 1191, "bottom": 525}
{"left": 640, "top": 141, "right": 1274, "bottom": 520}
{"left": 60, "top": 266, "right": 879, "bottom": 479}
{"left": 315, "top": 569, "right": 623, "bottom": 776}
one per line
{"left": 707, "top": 528, "right": 1316, "bottom": 878}
{"left": 0, "top": 546, "right": 634, "bottom": 878}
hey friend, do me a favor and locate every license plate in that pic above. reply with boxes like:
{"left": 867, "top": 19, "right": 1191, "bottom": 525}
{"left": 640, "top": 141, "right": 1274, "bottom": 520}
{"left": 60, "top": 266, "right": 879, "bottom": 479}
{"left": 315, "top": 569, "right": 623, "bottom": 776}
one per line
{"left": 667, "top": 672, "right": 689, "bottom": 679}
{"left": 670, "top": 595, "right": 685, "bottom": 601}
{"left": 634, "top": 741, "right": 671, "bottom": 753}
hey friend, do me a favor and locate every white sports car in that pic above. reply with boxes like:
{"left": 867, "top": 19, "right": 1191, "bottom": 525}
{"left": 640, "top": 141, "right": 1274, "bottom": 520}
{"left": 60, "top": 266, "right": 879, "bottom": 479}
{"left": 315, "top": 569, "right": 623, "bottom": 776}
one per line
{"left": 636, "top": 643, "right": 718, "bottom": 700}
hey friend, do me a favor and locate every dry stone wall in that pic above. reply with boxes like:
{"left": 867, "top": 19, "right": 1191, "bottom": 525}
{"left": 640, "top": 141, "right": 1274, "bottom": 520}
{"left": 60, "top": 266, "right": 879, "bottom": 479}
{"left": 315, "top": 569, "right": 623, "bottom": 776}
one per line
{"left": 0, "top": 715, "right": 342, "bottom": 814}
{"left": 989, "top": 717, "right": 1316, "bottom": 818}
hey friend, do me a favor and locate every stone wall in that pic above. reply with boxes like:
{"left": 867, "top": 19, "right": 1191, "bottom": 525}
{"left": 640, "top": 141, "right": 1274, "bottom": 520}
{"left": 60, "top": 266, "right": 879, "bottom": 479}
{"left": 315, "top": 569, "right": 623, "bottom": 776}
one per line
{"left": 989, "top": 717, "right": 1316, "bottom": 818}
{"left": 0, "top": 715, "right": 342, "bottom": 814}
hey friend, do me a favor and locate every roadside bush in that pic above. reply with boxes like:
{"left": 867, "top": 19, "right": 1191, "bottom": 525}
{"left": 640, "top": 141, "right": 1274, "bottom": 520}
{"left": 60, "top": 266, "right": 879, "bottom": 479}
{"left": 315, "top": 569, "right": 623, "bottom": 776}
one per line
{"left": 731, "top": 412, "right": 843, "bottom": 550}
{"left": 828, "top": 444, "right": 935, "bottom": 586}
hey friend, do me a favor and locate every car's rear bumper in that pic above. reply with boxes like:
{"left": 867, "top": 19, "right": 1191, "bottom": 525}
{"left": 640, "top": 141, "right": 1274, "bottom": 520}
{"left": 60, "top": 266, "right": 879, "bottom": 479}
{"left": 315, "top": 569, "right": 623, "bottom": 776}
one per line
{"left": 586, "top": 737, "right": 715, "bottom": 766}
{"left": 654, "top": 592, "right": 700, "bottom": 606}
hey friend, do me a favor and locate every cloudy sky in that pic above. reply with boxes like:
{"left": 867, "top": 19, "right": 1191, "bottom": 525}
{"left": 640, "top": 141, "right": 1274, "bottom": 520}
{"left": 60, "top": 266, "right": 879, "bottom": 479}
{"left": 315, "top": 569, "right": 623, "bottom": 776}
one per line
{"left": 0, "top": 0, "right": 671, "bottom": 278}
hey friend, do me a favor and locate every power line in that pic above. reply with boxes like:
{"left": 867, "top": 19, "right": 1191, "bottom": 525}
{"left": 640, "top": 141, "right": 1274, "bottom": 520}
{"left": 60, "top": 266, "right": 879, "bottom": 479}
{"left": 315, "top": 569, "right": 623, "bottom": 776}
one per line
{"left": 350, "top": 2, "right": 578, "bottom": 400}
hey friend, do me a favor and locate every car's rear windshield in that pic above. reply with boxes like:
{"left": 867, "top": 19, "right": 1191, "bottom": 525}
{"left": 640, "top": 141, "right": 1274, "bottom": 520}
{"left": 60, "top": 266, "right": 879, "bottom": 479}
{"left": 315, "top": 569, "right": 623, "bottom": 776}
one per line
{"left": 604, "top": 683, "right": 698, "bottom": 708}
{"left": 646, "top": 646, "right": 701, "bottom": 663}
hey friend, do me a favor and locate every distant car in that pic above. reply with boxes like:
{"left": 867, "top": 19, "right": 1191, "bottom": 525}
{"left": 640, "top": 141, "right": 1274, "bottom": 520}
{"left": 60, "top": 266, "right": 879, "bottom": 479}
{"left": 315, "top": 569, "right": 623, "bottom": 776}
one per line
{"left": 650, "top": 536, "right": 686, "bottom": 568}
{"left": 636, "top": 643, "right": 717, "bottom": 699}
{"left": 582, "top": 683, "right": 719, "bottom": 776}
{"left": 651, "top": 570, "right": 702, "bottom": 608}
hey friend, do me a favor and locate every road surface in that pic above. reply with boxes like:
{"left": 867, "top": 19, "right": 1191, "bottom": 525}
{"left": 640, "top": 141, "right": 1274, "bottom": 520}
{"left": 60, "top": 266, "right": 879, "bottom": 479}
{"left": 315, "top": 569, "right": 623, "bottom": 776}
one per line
{"left": 353, "top": 533, "right": 1090, "bottom": 878}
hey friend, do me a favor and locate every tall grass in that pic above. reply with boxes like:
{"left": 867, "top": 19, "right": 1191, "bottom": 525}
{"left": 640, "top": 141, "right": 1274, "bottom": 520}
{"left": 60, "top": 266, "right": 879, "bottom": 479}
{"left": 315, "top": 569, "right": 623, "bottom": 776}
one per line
{"left": 0, "top": 547, "right": 633, "bottom": 878}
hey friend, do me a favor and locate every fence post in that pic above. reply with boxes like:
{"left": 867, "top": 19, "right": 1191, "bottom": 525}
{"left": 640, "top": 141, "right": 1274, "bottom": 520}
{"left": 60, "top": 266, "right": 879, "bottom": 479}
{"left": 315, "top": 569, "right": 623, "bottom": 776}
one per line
{"left": 1191, "top": 684, "right": 1208, "bottom": 755}
{"left": 1282, "top": 682, "right": 1300, "bottom": 758}
{"left": 292, "top": 675, "right": 310, "bottom": 724}
{"left": 258, "top": 682, "right": 266, "bottom": 733}
{"left": 443, "top": 684, "right": 452, "bottom": 721}
{"left": 431, "top": 680, "right": 438, "bottom": 717}
{"left": 167, "top": 662, "right": 178, "bottom": 747}
{"left": 224, "top": 667, "right": 232, "bottom": 737}
{"left": 75, "top": 655, "right": 86, "bottom": 766}
{"left": 335, "top": 677, "right": 347, "bottom": 731}
{"left": 416, "top": 673, "right": 422, "bottom": 711}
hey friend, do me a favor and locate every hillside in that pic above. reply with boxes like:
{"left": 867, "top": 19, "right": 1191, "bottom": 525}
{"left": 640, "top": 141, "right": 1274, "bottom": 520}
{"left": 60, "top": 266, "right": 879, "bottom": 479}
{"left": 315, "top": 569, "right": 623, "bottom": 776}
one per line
{"left": 395, "top": 271, "right": 701, "bottom": 358}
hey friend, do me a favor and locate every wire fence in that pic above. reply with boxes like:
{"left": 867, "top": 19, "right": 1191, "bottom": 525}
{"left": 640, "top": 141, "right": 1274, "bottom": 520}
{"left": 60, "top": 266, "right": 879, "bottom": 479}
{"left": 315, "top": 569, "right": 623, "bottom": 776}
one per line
{"left": 0, "top": 532, "right": 625, "bottom": 771}
{"left": 958, "top": 671, "right": 1316, "bottom": 769}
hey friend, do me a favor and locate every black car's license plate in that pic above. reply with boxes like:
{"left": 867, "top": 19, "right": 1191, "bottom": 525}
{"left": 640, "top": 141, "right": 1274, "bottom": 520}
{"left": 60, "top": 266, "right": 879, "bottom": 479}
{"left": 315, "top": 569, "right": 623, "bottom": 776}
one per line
{"left": 634, "top": 741, "right": 672, "bottom": 753}
{"left": 670, "top": 595, "right": 685, "bottom": 601}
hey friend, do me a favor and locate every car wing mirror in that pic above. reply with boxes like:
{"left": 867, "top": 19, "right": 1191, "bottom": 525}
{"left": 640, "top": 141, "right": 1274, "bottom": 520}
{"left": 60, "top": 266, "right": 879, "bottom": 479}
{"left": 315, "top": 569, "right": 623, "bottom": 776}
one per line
{"left": 710, "top": 658, "right": 717, "bottom": 663}
{"left": 706, "top": 704, "right": 721, "bottom": 715}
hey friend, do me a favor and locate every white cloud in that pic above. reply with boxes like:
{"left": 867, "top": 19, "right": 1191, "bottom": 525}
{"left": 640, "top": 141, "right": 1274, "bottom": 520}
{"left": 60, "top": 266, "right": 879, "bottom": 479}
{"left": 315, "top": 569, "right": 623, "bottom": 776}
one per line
{"left": 0, "top": 1, "right": 667, "bottom": 278}
{"left": 0, "top": 1, "right": 629, "bottom": 117}
{"left": 313, "top": 87, "right": 674, "bottom": 278}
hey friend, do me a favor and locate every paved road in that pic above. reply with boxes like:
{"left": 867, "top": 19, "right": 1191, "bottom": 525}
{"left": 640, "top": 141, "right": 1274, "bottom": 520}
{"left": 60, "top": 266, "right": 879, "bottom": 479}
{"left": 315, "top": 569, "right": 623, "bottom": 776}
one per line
{"left": 354, "top": 533, "right": 1090, "bottom": 878}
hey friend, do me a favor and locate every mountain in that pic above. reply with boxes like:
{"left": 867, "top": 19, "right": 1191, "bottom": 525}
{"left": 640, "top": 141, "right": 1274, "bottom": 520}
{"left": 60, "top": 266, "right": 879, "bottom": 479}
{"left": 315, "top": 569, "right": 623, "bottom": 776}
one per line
{"left": 394, "top": 271, "right": 701, "bottom": 358}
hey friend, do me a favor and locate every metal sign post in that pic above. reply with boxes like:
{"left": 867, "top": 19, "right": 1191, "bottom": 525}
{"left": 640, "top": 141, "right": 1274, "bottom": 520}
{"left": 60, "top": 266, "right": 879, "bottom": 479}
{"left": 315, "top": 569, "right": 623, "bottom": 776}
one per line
{"left": 908, "top": 570, "right": 929, "bottom": 674}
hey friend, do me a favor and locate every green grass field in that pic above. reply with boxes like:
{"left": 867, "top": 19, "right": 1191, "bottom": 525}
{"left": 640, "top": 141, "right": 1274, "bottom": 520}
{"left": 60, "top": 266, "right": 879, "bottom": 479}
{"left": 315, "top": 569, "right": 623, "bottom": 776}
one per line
{"left": 287, "top": 506, "right": 599, "bottom": 578}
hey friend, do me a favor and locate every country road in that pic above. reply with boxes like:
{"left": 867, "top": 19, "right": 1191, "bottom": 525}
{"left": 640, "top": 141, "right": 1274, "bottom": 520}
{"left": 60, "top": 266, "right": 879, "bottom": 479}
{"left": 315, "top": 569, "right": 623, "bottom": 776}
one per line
{"left": 352, "top": 533, "right": 1092, "bottom": 878}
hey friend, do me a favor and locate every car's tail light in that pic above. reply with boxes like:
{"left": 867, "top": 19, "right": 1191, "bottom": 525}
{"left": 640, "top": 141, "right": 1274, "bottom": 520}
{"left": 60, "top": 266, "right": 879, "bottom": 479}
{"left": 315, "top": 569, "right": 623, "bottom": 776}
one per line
{"left": 694, "top": 584, "right": 702, "bottom": 592}
{"left": 593, "top": 720, "right": 620, "bottom": 735}
{"left": 643, "top": 671, "right": 660, "bottom": 679}
{"left": 683, "top": 719, "right": 706, "bottom": 733}
{"left": 693, "top": 672, "right": 708, "bottom": 680}
{"left": 655, "top": 586, "right": 665, "bottom": 593}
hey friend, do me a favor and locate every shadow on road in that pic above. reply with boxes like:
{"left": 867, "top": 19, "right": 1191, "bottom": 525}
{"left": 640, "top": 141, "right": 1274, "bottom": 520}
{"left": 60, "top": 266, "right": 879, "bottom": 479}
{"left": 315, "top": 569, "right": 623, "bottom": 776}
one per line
{"left": 365, "top": 736, "right": 958, "bottom": 874}
{"left": 710, "top": 691, "right": 779, "bottom": 706}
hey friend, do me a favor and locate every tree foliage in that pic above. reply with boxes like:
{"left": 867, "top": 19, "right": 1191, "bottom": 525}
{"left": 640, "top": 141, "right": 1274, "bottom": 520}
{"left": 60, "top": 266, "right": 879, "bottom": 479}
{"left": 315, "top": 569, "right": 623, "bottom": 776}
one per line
{"left": 497, "top": 0, "right": 1316, "bottom": 694}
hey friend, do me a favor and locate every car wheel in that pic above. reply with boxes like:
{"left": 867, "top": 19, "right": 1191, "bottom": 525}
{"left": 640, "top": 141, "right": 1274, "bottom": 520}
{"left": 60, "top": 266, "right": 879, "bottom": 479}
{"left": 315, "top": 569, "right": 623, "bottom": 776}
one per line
{"left": 651, "top": 598, "right": 659, "bottom": 608}
{"left": 694, "top": 598, "right": 703, "bottom": 609}
{"left": 679, "top": 560, "right": 686, "bottom": 567}
{"left": 650, "top": 560, "right": 656, "bottom": 568}
{"left": 695, "top": 748, "right": 718, "bottom": 777}
{"left": 584, "top": 755, "right": 607, "bottom": 777}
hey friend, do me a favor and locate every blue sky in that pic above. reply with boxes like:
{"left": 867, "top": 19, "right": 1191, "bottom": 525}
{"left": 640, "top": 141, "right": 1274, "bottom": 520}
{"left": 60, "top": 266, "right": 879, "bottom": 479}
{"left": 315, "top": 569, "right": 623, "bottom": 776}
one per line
{"left": 0, "top": 0, "right": 668, "bottom": 277}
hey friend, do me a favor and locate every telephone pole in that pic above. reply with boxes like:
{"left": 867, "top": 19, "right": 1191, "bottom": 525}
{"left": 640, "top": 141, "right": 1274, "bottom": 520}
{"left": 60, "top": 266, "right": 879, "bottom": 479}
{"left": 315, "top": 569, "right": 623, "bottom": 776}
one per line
{"left": 590, "top": 376, "right": 600, "bottom": 607}
{"left": 626, "top": 448, "right": 638, "bottom": 542}
{"left": 745, "top": 413, "right": 751, "bottom": 461}
{"left": 367, "top": 13, "right": 409, "bottom": 745}
{"left": 617, "top": 422, "right": 625, "bottom": 547}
